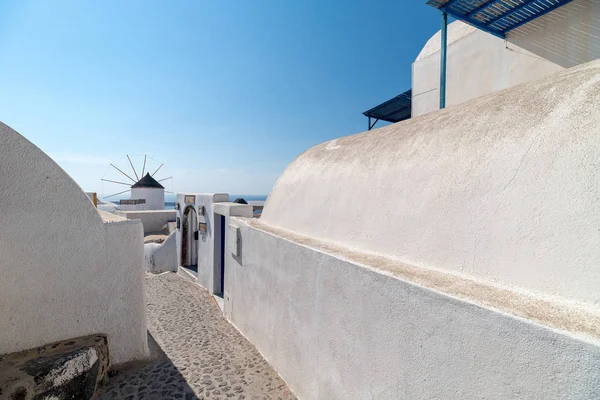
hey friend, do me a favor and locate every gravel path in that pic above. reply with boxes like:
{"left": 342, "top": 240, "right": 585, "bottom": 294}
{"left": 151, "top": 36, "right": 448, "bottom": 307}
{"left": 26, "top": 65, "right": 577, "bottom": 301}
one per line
{"left": 99, "top": 272, "right": 296, "bottom": 400}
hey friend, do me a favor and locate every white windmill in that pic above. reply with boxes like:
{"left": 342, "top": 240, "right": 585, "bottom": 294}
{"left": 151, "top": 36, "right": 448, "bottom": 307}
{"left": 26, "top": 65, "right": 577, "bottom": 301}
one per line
{"left": 101, "top": 155, "right": 173, "bottom": 210}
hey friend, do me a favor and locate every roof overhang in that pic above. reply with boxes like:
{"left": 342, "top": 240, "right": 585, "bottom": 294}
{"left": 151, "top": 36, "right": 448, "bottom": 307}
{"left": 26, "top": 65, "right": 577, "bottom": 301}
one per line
{"left": 426, "top": 0, "right": 575, "bottom": 38}
{"left": 363, "top": 89, "right": 412, "bottom": 129}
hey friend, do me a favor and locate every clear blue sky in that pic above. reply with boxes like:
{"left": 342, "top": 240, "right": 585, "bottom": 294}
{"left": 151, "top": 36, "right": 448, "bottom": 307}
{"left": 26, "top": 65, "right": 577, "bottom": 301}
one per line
{"left": 0, "top": 0, "right": 441, "bottom": 196}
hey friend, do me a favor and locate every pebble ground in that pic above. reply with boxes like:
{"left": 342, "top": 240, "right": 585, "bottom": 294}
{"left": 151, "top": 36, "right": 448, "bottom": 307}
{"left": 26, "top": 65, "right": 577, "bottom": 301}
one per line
{"left": 98, "top": 272, "right": 296, "bottom": 400}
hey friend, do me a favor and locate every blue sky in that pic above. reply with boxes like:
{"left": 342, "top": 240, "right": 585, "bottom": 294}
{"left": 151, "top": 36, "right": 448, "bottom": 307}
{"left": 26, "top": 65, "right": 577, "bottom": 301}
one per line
{"left": 0, "top": 0, "right": 441, "bottom": 196}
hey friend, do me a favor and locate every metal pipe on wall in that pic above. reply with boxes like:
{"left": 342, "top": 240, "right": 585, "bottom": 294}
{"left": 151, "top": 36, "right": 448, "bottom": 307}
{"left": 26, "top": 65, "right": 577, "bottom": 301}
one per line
{"left": 440, "top": 11, "right": 448, "bottom": 109}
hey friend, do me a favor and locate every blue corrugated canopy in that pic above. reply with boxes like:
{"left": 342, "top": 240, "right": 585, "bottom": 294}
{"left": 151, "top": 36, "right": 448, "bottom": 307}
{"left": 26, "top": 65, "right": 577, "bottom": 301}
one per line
{"left": 363, "top": 89, "right": 412, "bottom": 129}
{"left": 426, "top": 0, "right": 575, "bottom": 38}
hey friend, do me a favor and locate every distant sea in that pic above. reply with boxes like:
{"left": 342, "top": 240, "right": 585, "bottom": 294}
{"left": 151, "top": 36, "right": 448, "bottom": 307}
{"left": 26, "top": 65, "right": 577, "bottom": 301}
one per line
{"left": 112, "top": 194, "right": 268, "bottom": 209}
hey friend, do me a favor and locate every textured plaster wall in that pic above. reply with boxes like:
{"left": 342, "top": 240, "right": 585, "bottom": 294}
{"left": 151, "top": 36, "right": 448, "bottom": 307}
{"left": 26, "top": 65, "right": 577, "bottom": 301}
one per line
{"left": 129, "top": 187, "right": 165, "bottom": 210}
{"left": 225, "top": 219, "right": 600, "bottom": 400}
{"left": 175, "top": 193, "right": 228, "bottom": 291}
{"left": 0, "top": 123, "right": 148, "bottom": 365}
{"left": 144, "top": 231, "right": 178, "bottom": 273}
{"left": 412, "top": 0, "right": 600, "bottom": 117}
{"left": 261, "top": 61, "right": 600, "bottom": 305}
{"left": 412, "top": 20, "right": 562, "bottom": 116}
{"left": 115, "top": 210, "right": 176, "bottom": 234}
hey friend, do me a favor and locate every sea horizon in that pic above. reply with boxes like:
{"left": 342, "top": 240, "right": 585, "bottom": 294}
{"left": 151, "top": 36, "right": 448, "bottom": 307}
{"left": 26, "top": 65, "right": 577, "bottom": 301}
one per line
{"left": 108, "top": 194, "right": 268, "bottom": 209}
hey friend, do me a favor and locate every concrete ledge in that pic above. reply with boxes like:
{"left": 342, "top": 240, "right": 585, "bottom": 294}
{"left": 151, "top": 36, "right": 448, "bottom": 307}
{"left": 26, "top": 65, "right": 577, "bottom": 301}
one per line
{"left": 177, "top": 266, "right": 198, "bottom": 283}
{"left": 97, "top": 209, "right": 127, "bottom": 223}
{"left": 0, "top": 334, "right": 109, "bottom": 400}
{"left": 214, "top": 202, "right": 253, "bottom": 218}
{"left": 246, "top": 218, "right": 600, "bottom": 342}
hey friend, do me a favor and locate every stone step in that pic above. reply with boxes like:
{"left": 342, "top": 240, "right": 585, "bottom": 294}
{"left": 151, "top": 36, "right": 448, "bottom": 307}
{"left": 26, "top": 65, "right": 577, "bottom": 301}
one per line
{"left": 177, "top": 266, "right": 198, "bottom": 283}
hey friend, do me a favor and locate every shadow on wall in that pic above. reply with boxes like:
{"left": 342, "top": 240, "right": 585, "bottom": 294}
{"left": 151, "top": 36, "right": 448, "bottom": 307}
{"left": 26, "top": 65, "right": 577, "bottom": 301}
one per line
{"left": 98, "top": 332, "right": 199, "bottom": 399}
{"left": 508, "top": 0, "right": 600, "bottom": 68}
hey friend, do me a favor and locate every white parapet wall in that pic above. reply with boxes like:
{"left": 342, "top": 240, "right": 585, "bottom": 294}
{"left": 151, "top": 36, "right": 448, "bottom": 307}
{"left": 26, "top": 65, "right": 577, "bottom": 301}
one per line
{"left": 144, "top": 231, "right": 178, "bottom": 273}
{"left": 0, "top": 123, "right": 148, "bottom": 365}
{"left": 262, "top": 60, "right": 600, "bottom": 306}
{"left": 115, "top": 210, "right": 176, "bottom": 234}
{"left": 221, "top": 61, "right": 600, "bottom": 399}
{"left": 225, "top": 218, "right": 600, "bottom": 399}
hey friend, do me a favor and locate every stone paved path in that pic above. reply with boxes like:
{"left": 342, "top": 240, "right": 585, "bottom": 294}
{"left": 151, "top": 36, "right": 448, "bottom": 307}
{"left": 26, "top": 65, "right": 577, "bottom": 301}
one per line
{"left": 98, "top": 273, "right": 296, "bottom": 400}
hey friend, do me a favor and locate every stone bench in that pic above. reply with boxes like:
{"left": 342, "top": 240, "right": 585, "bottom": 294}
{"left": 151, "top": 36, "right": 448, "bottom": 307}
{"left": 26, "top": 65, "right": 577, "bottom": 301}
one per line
{"left": 0, "top": 334, "right": 109, "bottom": 400}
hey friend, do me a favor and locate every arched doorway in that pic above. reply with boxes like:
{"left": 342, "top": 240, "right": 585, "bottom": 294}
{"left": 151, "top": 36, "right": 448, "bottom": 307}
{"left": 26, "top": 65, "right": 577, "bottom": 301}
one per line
{"left": 180, "top": 205, "right": 198, "bottom": 270}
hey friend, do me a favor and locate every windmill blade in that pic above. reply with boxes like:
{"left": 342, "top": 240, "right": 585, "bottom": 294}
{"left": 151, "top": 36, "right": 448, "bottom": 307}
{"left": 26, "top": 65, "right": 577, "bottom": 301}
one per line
{"left": 104, "top": 189, "right": 131, "bottom": 199}
{"left": 151, "top": 163, "right": 164, "bottom": 176}
{"left": 110, "top": 163, "right": 137, "bottom": 183}
{"left": 165, "top": 190, "right": 174, "bottom": 194}
{"left": 127, "top": 155, "right": 140, "bottom": 181}
{"left": 101, "top": 178, "right": 132, "bottom": 186}
{"left": 141, "top": 155, "right": 147, "bottom": 177}
{"left": 157, "top": 176, "right": 172, "bottom": 182}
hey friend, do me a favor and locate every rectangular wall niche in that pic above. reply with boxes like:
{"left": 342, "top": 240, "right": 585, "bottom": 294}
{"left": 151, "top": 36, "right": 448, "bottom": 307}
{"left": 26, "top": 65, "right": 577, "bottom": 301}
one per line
{"left": 228, "top": 225, "right": 240, "bottom": 257}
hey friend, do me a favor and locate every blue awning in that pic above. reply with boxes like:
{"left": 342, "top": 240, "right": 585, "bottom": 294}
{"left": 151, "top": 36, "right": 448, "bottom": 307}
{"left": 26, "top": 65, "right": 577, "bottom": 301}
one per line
{"left": 426, "top": 0, "right": 575, "bottom": 38}
{"left": 363, "top": 89, "right": 412, "bottom": 128}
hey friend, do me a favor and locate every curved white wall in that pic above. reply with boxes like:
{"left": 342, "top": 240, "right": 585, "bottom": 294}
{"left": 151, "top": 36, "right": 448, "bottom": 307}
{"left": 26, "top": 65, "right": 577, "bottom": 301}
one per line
{"left": 261, "top": 61, "right": 600, "bottom": 305}
{"left": 412, "top": 21, "right": 563, "bottom": 117}
{"left": 130, "top": 187, "right": 164, "bottom": 210}
{"left": 0, "top": 123, "right": 148, "bottom": 364}
{"left": 413, "top": 0, "right": 600, "bottom": 118}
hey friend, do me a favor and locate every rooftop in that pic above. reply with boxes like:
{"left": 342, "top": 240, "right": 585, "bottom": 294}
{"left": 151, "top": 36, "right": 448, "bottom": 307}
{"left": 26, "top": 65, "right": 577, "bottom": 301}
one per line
{"left": 131, "top": 173, "right": 165, "bottom": 189}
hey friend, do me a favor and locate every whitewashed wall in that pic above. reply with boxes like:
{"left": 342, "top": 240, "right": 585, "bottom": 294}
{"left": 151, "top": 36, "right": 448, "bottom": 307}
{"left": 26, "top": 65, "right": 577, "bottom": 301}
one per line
{"left": 262, "top": 61, "right": 600, "bottom": 305}
{"left": 224, "top": 218, "right": 600, "bottom": 400}
{"left": 144, "top": 231, "right": 178, "bottom": 273}
{"left": 412, "top": 0, "right": 600, "bottom": 117}
{"left": 130, "top": 187, "right": 165, "bottom": 210}
{"left": 0, "top": 123, "right": 148, "bottom": 364}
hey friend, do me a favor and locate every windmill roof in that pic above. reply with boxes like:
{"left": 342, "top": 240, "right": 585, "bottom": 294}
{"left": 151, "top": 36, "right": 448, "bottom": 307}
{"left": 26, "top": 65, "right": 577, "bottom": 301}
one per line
{"left": 131, "top": 173, "right": 164, "bottom": 189}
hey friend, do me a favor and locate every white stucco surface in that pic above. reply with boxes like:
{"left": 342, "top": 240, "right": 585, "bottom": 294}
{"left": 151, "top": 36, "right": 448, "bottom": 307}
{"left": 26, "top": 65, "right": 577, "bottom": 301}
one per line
{"left": 224, "top": 217, "right": 600, "bottom": 400}
{"left": 130, "top": 187, "right": 164, "bottom": 210}
{"left": 415, "top": 20, "right": 476, "bottom": 61}
{"left": 144, "top": 231, "right": 178, "bottom": 273}
{"left": 412, "top": 21, "right": 563, "bottom": 116}
{"left": 262, "top": 61, "right": 600, "bottom": 305}
{"left": 0, "top": 123, "right": 148, "bottom": 365}
{"left": 115, "top": 210, "right": 176, "bottom": 234}
{"left": 412, "top": 1, "right": 600, "bottom": 117}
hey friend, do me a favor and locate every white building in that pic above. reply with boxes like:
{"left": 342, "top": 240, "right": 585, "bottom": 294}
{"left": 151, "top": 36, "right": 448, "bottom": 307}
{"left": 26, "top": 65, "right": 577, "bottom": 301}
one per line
{"left": 118, "top": 173, "right": 165, "bottom": 211}
{"left": 364, "top": 0, "right": 600, "bottom": 127}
